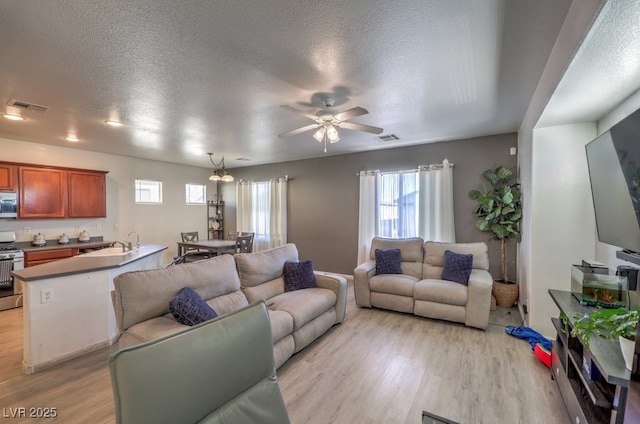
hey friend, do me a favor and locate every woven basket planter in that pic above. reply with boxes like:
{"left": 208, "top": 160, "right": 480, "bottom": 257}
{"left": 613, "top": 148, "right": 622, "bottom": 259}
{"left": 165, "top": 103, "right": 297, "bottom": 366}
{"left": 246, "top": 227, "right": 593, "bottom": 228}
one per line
{"left": 492, "top": 281, "right": 519, "bottom": 307}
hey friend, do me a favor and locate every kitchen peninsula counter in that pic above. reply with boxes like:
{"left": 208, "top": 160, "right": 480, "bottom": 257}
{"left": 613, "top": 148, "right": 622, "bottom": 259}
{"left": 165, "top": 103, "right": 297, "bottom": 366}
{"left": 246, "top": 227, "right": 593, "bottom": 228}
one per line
{"left": 14, "top": 244, "right": 167, "bottom": 374}
{"left": 13, "top": 244, "right": 167, "bottom": 282}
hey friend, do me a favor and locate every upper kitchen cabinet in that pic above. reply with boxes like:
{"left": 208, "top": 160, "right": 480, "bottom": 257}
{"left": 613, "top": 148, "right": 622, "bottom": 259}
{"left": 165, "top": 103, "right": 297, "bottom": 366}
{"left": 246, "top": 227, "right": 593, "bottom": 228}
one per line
{"left": 19, "top": 167, "right": 68, "bottom": 218}
{"left": 1, "top": 161, "right": 108, "bottom": 219}
{"left": 0, "top": 164, "right": 17, "bottom": 191}
{"left": 68, "top": 170, "right": 107, "bottom": 218}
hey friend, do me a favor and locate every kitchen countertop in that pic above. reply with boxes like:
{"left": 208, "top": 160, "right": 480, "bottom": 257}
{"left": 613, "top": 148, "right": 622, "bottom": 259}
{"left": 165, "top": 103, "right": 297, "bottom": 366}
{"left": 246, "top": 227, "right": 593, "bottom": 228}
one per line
{"left": 12, "top": 244, "right": 167, "bottom": 281}
{"left": 15, "top": 237, "right": 112, "bottom": 252}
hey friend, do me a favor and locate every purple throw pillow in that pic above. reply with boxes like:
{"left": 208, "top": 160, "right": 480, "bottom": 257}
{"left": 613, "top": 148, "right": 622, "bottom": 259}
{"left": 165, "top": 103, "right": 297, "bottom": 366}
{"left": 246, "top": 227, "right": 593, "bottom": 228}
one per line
{"left": 441, "top": 250, "right": 473, "bottom": 285}
{"left": 169, "top": 287, "right": 218, "bottom": 326}
{"left": 375, "top": 248, "right": 403, "bottom": 275}
{"left": 283, "top": 260, "right": 317, "bottom": 292}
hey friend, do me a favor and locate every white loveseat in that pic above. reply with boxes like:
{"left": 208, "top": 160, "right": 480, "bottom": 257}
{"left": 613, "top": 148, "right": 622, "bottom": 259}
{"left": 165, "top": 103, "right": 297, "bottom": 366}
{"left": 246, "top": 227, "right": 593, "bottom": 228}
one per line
{"left": 353, "top": 237, "right": 493, "bottom": 329}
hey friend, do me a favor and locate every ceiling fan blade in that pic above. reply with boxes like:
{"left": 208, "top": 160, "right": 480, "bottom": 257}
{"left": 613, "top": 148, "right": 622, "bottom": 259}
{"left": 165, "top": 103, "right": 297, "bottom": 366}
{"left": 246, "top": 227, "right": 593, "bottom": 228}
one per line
{"left": 334, "top": 106, "right": 368, "bottom": 121}
{"left": 278, "top": 123, "right": 320, "bottom": 138}
{"left": 339, "top": 121, "right": 384, "bottom": 134}
{"left": 280, "top": 105, "right": 319, "bottom": 121}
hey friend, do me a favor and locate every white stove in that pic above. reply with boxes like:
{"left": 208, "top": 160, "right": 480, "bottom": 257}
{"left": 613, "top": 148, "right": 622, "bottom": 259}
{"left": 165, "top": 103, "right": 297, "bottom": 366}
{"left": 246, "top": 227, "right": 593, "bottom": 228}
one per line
{"left": 0, "top": 231, "right": 24, "bottom": 310}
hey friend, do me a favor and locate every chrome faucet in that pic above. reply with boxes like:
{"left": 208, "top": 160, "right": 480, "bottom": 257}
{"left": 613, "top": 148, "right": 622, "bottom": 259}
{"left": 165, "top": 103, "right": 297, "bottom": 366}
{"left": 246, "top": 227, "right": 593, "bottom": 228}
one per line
{"left": 112, "top": 241, "right": 131, "bottom": 252}
{"left": 128, "top": 231, "right": 140, "bottom": 249}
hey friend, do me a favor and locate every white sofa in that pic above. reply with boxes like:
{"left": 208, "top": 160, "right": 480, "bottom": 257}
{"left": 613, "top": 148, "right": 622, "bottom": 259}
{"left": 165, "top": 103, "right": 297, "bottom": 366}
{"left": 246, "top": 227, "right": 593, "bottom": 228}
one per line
{"left": 112, "top": 243, "right": 347, "bottom": 368}
{"left": 353, "top": 237, "right": 493, "bottom": 329}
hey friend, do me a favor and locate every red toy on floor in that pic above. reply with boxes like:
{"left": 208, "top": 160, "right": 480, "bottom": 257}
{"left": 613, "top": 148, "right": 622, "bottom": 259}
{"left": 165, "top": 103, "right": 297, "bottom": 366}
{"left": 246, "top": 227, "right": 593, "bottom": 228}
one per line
{"left": 534, "top": 342, "right": 551, "bottom": 368}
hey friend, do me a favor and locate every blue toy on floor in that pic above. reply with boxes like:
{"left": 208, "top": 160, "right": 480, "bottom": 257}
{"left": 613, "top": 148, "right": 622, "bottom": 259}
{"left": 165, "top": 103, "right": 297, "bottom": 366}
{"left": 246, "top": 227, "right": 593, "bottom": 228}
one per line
{"left": 505, "top": 326, "right": 553, "bottom": 368}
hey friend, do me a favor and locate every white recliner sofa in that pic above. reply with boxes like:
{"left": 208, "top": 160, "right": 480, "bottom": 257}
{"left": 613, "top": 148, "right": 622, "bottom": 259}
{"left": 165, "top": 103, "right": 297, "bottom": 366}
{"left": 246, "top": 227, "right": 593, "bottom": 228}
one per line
{"left": 353, "top": 237, "right": 493, "bottom": 329}
{"left": 112, "top": 243, "right": 347, "bottom": 368}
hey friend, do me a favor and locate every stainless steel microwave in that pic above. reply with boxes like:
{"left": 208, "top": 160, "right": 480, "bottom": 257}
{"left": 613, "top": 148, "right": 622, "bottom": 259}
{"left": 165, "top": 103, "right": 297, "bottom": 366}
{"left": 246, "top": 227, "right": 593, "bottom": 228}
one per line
{"left": 0, "top": 192, "right": 17, "bottom": 218}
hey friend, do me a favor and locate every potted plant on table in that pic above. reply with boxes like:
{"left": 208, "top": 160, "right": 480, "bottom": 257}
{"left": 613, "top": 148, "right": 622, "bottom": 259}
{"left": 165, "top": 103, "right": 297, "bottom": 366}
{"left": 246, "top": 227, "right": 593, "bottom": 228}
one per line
{"left": 469, "top": 165, "right": 522, "bottom": 307}
{"left": 570, "top": 308, "right": 639, "bottom": 370}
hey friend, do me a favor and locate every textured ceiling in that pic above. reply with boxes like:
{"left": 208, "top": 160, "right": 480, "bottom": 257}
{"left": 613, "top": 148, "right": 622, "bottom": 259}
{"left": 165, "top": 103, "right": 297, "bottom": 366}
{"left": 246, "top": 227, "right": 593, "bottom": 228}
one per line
{"left": 0, "top": 0, "right": 571, "bottom": 169}
{"left": 538, "top": 0, "right": 640, "bottom": 127}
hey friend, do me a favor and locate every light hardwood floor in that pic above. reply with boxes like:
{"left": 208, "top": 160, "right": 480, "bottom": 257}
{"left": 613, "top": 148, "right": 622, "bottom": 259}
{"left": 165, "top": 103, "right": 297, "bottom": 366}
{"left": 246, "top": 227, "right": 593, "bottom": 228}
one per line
{"left": 0, "top": 283, "right": 569, "bottom": 424}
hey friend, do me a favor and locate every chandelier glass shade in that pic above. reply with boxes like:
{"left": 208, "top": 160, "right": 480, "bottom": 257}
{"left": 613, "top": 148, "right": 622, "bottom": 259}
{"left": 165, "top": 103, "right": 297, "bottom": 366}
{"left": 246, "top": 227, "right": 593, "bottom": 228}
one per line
{"left": 207, "top": 153, "right": 234, "bottom": 182}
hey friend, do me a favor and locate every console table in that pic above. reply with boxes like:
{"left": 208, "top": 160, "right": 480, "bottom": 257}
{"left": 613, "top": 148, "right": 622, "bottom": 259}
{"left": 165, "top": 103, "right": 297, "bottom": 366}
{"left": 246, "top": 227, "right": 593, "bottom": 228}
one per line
{"left": 549, "top": 289, "right": 631, "bottom": 423}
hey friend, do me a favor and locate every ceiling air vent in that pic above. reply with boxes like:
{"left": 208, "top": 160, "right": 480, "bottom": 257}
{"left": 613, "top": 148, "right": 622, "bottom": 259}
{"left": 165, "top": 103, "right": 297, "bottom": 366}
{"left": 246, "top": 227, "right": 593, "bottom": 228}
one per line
{"left": 7, "top": 99, "right": 50, "bottom": 113}
{"left": 378, "top": 134, "right": 399, "bottom": 142}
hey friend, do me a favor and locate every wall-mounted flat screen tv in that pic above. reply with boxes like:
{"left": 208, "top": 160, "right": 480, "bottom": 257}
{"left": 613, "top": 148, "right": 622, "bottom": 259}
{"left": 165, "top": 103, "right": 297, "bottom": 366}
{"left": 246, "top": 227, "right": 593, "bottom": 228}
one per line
{"left": 586, "top": 108, "right": 640, "bottom": 254}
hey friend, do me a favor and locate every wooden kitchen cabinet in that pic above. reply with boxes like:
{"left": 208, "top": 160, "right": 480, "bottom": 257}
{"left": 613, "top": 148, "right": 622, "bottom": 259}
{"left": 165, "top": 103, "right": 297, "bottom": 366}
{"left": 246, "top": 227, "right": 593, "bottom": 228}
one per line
{"left": 24, "top": 248, "right": 79, "bottom": 267}
{"left": 19, "top": 167, "right": 68, "bottom": 218}
{"left": 68, "top": 170, "right": 107, "bottom": 218}
{"left": 0, "top": 163, "right": 17, "bottom": 191}
{"left": 2, "top": 161, "right": 108, "bottom": 219}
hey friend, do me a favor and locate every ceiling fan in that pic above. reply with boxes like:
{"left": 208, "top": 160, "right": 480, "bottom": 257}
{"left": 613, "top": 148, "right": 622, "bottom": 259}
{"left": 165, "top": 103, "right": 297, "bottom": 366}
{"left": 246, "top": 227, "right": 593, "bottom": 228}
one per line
{"left": 278, "top": 97, "right": 383, "bottom": 152}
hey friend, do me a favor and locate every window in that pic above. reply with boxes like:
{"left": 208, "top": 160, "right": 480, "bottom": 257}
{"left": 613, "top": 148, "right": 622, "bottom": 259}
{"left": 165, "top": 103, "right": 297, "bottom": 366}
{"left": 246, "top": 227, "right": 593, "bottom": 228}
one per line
{"left": 135, "top": 179, "right": 162, "bottom": 204}
{"left": 185, "top": 183, "right": 206, "bottom": 205}
{"left": 236, "top": 178, "right": 288, "bottom": 251}
{"left": 252, "top": 181, "right": 270, "bottom": 238}
{"left": 357, "top": 161, "right": 455, "bottom": 265}
{"left": 378, "top": 171, "right": 419, "bottom": 238}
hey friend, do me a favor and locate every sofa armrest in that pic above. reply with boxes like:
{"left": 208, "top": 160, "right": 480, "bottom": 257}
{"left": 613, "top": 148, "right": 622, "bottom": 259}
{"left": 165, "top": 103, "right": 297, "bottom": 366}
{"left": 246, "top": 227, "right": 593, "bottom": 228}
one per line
{"left": 353, "top": 260, "right": 376, "bottom": 307}
{"left": 111, "top": 290, "right": 124, "bottom": 333}
{"left": 314, "top": 271, "right": 348, "bottom": 323}
{"left": 465, "top": 269, "right": 493, "bottom": 329}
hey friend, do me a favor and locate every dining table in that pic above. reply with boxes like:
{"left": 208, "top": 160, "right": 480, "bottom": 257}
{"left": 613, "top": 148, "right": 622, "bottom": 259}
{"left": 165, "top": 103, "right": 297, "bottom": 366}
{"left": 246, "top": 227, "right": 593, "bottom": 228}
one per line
{"left": 177, "top": 239, "right": 237, "bottom": 257}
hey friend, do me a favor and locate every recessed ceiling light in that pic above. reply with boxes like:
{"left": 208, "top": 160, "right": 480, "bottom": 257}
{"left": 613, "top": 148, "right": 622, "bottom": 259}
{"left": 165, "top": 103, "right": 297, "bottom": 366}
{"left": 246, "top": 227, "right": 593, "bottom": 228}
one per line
{"left": 65, "top": 135, "right": 80, "bottom": 142}
{"left": 105, "top": 120, "right": 123, "bottom": 127}
{"left": 3, "top": 113, "right": 24, "bottom": 121}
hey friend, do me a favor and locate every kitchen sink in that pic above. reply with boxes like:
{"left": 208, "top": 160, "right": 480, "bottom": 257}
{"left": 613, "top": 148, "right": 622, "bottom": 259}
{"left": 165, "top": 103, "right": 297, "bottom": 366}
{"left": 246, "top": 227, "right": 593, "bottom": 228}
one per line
{"left": 80, "top": 247, "right": 134, "bottom": 257}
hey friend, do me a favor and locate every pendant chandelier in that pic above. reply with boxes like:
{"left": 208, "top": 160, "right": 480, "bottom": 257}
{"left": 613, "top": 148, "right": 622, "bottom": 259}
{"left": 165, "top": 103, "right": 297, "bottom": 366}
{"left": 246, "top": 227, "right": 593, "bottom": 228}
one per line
{"left": 207, "top": 152, "right": 234, "bottom": 182}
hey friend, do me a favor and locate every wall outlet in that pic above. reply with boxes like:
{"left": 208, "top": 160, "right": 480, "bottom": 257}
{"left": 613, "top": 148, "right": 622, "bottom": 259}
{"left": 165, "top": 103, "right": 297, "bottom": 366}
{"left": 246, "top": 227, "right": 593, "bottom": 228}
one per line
{"left": 96, "top": 224, "right": 102, "bottom": 231}
{"left": 40, "top": 288, "right": 54, "bottom": 304}
{"left": 23, "top": 227, "right": 31, "bottom": 235}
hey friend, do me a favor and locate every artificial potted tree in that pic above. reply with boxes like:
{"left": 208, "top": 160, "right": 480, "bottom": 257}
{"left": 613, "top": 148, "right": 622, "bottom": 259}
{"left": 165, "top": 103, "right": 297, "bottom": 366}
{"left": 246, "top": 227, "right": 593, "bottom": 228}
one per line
{"left": 469, "top": 165, "right": 522, "bottom": 307}
{"left": 570, "top": 308, "right": 639, "bottom": 370}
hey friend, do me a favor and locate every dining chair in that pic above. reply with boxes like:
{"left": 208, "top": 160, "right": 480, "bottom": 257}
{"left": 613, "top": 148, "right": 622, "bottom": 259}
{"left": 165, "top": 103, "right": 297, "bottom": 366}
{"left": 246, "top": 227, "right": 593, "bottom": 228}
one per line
{"left": 236, "top": 234, "right": 253, "bottom": 253}
{"left": 179, "top": 231, "right": 211, "bottom": 262}
{"left": 165, "top": 254, "right": 188, "bottom": 267}
{"left": 221, "top": 233, "right": 254, "bottom": 255}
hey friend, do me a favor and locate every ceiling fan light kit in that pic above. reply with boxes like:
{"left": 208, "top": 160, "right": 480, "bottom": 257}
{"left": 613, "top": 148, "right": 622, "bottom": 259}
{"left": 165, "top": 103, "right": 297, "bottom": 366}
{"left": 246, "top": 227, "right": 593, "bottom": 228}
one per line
{"left": 312, "top": 128, "right": 324, "bottom": 142}
{"left": 326, "top": 125, "right": 339, "bottom": 141}
{"left": 279, "top": 97, "right": 382, "bottom": 152}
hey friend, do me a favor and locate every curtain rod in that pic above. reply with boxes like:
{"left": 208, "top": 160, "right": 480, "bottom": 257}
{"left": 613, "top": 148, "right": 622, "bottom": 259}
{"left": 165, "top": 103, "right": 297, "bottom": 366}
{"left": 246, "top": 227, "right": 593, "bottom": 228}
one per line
{"left": 356, "top": 161, "right": 454, "bottom": 176}
{"left": 237, "top": 175, "right": 291, "bottom": 184}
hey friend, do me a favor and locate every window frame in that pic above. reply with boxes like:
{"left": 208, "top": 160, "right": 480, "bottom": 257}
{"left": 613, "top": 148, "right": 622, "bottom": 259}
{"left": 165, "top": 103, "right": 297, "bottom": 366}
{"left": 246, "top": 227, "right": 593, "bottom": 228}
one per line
{"left": 377, "top": 170, "right": 419, "bottom": 238}
{"left": 134, "top": 179, "right": 163, "bottom": 204}
{"left": 185, "top": 183, "right": 206, "bottom": 205}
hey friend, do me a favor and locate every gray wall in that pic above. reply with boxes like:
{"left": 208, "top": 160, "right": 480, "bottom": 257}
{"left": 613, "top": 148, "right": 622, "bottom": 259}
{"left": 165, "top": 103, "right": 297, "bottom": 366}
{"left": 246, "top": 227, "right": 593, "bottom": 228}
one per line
{"left": 219, "top": 133, "right": 517, "bottom": 277}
